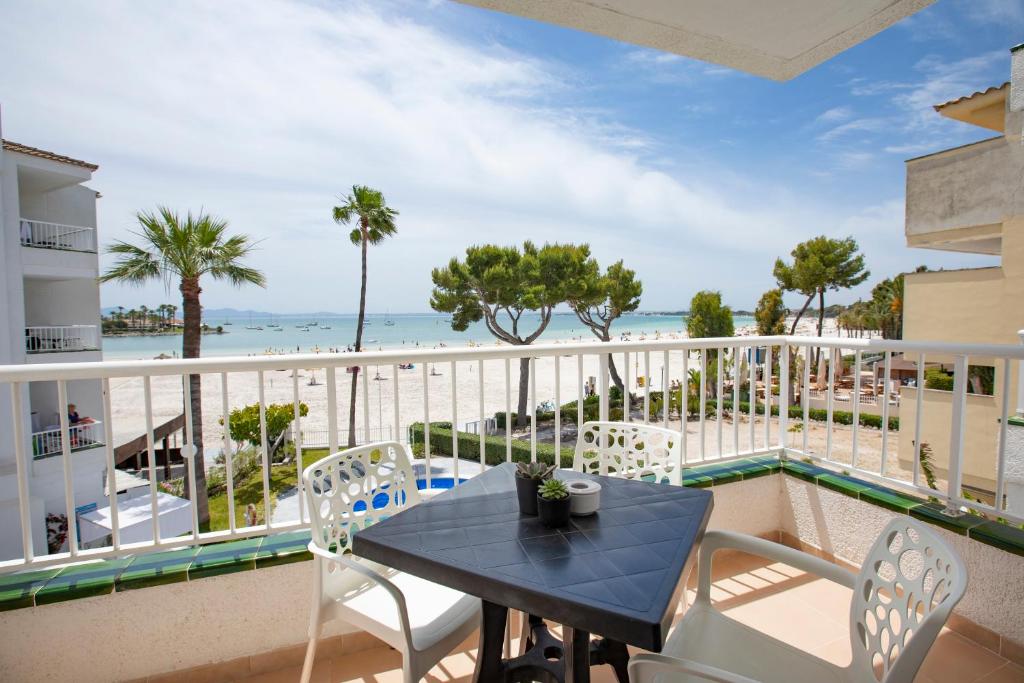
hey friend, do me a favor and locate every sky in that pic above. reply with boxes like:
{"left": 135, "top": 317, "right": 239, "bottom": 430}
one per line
{"left": 1, "top": 0, "right": 1021, "bottom": 314}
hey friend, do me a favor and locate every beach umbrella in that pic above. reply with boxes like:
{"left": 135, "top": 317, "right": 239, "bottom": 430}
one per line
{"left": 815, "top": 350, "right": 828, "bottom": 390}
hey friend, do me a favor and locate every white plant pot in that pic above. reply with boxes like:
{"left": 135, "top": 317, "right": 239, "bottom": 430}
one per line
{"left": 568, "top": 480, "right": 601, "bottom": 516}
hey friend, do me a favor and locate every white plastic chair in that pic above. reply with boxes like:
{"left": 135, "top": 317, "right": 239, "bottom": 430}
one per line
{"left": 628, "top": 519, "right": 967, "bottom": 683}
{"left": 573, "top": 421, "right": 683, "bottom": 485}
{"left": 300, "top": 442, "right": 481, "bottom": 683}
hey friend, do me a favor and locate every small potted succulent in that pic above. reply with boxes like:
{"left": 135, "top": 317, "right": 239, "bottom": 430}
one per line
{"left": 537, "top": 479, "right": 571, "bottom": 528}
{"left": 515, "top": 462, "right": 555, "bottom": 515}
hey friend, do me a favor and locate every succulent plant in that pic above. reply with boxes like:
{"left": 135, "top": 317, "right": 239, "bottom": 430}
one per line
{"left": 538, "top": 478, "right": 569, "bottom": 501}
{"left": 516, "top": 462, "right": 556, "bottom": 481}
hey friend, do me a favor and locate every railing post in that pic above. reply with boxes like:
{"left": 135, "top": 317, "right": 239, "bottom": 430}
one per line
{"left": 1017, "top": 330, "right": 1024, "bottom": 418}
{"left": 778, "top": 344, "right": 789, "bottom": 451}
{"left": 599, "top": 352, "right": 609, "bottom": 422}
{"left": 945, "top": 354, "right": 968, "bottom": 516}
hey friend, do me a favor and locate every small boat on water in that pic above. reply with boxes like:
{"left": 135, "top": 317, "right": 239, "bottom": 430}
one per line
{"left": 320, "top": 322, "right": 331, "bottom": 329}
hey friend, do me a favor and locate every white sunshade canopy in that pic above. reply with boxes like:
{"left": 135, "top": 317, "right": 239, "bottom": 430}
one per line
{"left": 455, "top": 0, "right": 935, "bottom": 81}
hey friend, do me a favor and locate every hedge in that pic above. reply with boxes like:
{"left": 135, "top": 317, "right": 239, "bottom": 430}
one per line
{"left": 408, "top": 422, "right": 575, "bottom": 468}
{"left": 711, "top": 400, "right": 898, "bottom": 431}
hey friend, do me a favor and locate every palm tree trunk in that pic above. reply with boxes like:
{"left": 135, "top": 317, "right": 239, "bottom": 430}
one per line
{"left": 180, "top": 277, "right": 210, "bottom": 526}
{"left": 348, "top": 227, "right": 368, "bottom": 447}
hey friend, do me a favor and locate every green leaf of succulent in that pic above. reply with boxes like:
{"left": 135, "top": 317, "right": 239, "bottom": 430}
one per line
{"left": 539, "top": 478, "right": 569, "bottom": 500}
{"left": 516, "top": 462, "right": 556, "bottom": 480}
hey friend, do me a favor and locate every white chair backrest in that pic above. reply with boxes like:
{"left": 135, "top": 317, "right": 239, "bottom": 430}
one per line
{"left": 573, "top": 421, "right": 683, "bottom": 485}
{"left": 849, "top": 518, "right": 967, "bottom": 683}
{"left": 302, "top": 441, "right": 421, "bottom": 552}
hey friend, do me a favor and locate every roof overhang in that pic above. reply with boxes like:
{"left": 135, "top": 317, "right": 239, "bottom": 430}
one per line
{"left": 454, "top": 0, "right": 935, "bottom": 81}
{"left": 934, "top": 83, "right": 1009, "bottom": 133}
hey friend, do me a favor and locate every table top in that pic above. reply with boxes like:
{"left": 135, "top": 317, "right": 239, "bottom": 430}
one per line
{"left": 352, "top": 463, "right": 713, "bottom": 651}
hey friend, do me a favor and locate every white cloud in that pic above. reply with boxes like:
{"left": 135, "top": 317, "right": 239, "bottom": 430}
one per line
{"left": 814, "top": 106, "right": 853, "bottom": 124}
{"left": 0, "top": 0, "right": 974, "bottom": 312}
{"left": 965, "top": 0, "right": 1024, "bottom": 25}
{"left": 816, "top": 118, "right": 889, "bottom": 142}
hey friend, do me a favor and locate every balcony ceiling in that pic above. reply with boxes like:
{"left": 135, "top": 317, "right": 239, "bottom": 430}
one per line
{"left": 454, "top": 0, "right": 934, "bottom": 81}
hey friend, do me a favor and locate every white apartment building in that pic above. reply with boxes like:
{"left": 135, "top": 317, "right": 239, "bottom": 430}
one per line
{"left": 0, "top": 123, "right": 107, "bottom": 560}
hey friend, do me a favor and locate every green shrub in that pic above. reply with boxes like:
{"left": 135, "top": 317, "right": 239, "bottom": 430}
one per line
{"left": 925, "top": 367, "right": 954, "bottom": 391}
{"left": 712, "top": 400, "right": 898, "bottom": 431}
{"left": 408, "top": 422, "right": 574, "bottom": 468}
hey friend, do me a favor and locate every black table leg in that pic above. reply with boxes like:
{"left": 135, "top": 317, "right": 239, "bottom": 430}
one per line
{"left": 563, "top": 626, "right": 591, "bottom": 683}
{"left": 592, "top": 638, "right": 630, "bottom": 683}
{"left": 474, "top": 600, "right": 509, "bottom": 682}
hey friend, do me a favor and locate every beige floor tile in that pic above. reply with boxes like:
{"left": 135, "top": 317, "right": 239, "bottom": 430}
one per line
{"left": 721, "top": 587, "right": 850, "bottom": 652}
{"left": 975, "top": 662, "right": 1024, "bottom": 683}
{"left": 918, "top": 631, "right": 1008, "bottom": 683}
{"left": 785, "top": 576, "right": 854, "bottom": 619}
{"left": 809, "top": 637, "right": 853, "bottom": 667}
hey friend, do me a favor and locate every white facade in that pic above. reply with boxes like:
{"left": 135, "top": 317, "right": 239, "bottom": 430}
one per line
{"left": 0, "top": 119, "right": 107, "bottom": 560}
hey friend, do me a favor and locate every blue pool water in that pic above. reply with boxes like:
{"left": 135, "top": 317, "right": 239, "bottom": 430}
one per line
{"left": 353, "top": 477, "right": 466, "bottom": 511}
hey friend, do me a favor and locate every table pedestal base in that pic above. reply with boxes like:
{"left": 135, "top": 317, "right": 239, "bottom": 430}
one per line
{"left": 474, "top": 602, "right": 630, "bottom": 683}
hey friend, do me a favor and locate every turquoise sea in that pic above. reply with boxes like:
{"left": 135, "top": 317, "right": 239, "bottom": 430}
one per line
{"left": 101, "top": 312, "right": 756, "bottom": 360}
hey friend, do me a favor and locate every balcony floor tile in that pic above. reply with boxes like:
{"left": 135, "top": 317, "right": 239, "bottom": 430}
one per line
{"left": 228, "top": 551, "right": 1011, "bottom": 683}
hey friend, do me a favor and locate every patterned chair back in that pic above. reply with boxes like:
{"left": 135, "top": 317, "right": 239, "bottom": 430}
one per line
{"left": 302, "top": 441, "right": 421, "bottom": 552}
{"left": 573, "top": 421, "right": 683, "bottom": 485}
{"left": 849, "top": 518, "right": 967, "bottom": 683}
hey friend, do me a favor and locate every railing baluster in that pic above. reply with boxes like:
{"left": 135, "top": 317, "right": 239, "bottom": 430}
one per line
{"left": 852, "top": 351, "right": 862, "bottom": 469}
{"left": 801, "top": 345, "right": 810, "bottom": 453}
{"left": 716, "top": 348, "right": 723, "bottom": 458}
{"left": 732, "top": 347, "right": 740, "bottom": 455}
{"left": 9, "top": 383, "right": 34, "bottom": 562}
{"left": 662, "top": 350, "right": 670, "bottom": 429}
{"left": 392, "top": 364, "right": 401, "bottom": 449}
{"left": 945, "top": 355, "right": 969, "bottom": 515}
{"left": 699, "top": 350, "right": 706, "bottom": 461}
{"left": 326, "top": 367, "right": 338, "bottom": 454}
{"left": 764, "top": 345, "right": 773, "bottom": 448}
{"left": 913, "top": 353, "right": 924, "bottom": 489}
{"left": 292, "top": 369, "right": 305, "bottom": 524}
{"left": 576, "top": 354, "right": 584, "bottom": 429}
{"left": 57, "top": 380, "right": 79, "bottom": 556}
{"left": 826, "top": 348, "right": 835, "bottom": 462}
{"left": 362, "top": 366, "right": 371, "bottom": 445}
{"left": 505, "top": 358, "right": 512, "bottom": 463}
{"left": 682, "top": 350, "right": 689, "bottom": 464}
{"left": 423, "top": 363, "right": 431, "bottom": 488}
{"left": 479, "top": 360, "right": 485, "bottom": 472}
{"left": 530, "top": 357, "right": 537, "bottom": 463}
{"left": 599, "top": 353, "right": 609, "bottom": 422}
{"left": 450, "top": 361, "right": 459, "bottom": 479}
{"left": 100, "top": 379, "right": 119, "bottom": 550}
{"left": 644, "top": 350, "right": 651, "bottom": 425}
{"left": 181, "top": 375, "right": 200, "bottom": 538}
{"left": 880, "top": 351, "right": 892, "bottom": 476}
{"left": 554, "top": 356, "right": 561, "bottom": 459}
{"left": 748, "top": 347, "right": 756, "bottom": 451}
{"left": 623, "top": 351, "right": 631, "bottom": 424}
{"left": 257, "top": 371, "right": 271, "bottom": 529}
{"left": 143, "top": 376, "right": 159, "bottom": 544}
{"left": 996, "top": 357, "right": 1011, "bottom": 512}
{"left": 779, "top": 344, "right": 789, "bottom": 451}
{"left": 221, "top": 373, "right": 235, "bottom": 533}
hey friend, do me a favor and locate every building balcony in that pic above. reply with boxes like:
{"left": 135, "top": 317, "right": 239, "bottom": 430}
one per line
{"left": 904, "top": 136, "right": 1024, "bottom": 255}
{"left": 29, "top": 420, "right": 104, "bottom": 460}
{"left": 24, "top": 325, "right": 99, "bottom": 354}
{"left": 0, "top": 336, "right": 1022, "bottom": 681}
{"left": 19, "top": 218, "right": 97, "bottom": 253}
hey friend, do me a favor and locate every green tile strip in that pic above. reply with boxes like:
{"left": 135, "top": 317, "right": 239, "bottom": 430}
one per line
{"left": 2, "top": 456, "right": 1023, "bottom": 613}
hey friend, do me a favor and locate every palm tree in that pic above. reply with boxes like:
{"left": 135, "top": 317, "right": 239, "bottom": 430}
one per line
{"left": 100, "top": 208, "right": 265, "bottom": 525}
{"left": 333, "top": 186, "right": 398, "bottom": 448}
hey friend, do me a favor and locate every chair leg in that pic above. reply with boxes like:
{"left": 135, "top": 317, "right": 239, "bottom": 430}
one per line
{"left": 300, "top": 624, "right": 322, "bottom": 683}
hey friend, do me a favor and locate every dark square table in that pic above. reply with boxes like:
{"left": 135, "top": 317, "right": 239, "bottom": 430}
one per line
{"left": 353, "top": 463, "right": 713, "bottom": 682}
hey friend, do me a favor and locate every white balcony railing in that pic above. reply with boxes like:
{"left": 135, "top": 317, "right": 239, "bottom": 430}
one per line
{"left": 25, "top": 325, "right": 99, "bottom": 353}
{"left": 19, "top": 218, "right": 98, "bottom": 253}
{"left": 1, "top": 334, "right": 1022, "bottom": 572}
{"left": 31, "top": 420, "right": 104, "bottom": 459}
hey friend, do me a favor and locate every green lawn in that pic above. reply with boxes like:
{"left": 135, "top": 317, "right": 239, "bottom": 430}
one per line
{"left": 205, "top": 464, "right": 299, "bottom": 532}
